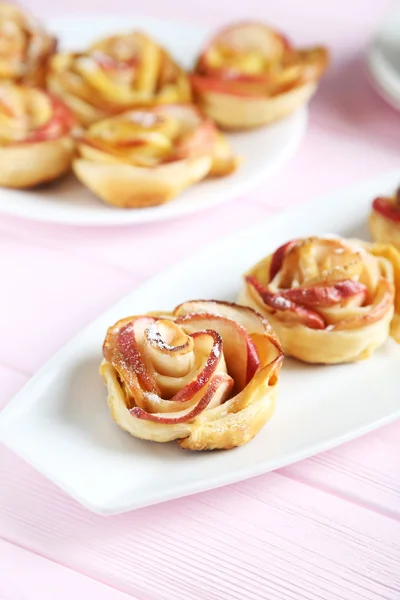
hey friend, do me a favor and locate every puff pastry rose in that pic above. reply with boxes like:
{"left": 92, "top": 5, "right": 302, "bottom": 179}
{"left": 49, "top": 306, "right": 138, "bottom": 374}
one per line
{"left": 369, "top": 187, "right": 400, "bottom": 251}
{"left": 48, "top": 31, "right": 191, "bottom": 126}
{"left": 191, "top": 22, "right": 328, "bottom": 130}
{"left": 0, "top": 2, "right": 56, "bottom": 86}
{"left": 239, "top": 236, "right": 400, "bottom": 364}
{"left": 100, "top": 300, "right": 283, "bottom": 450}
{"left": 73, "top": 104, "right": 237, "bottom": 208}
{"left": 0, "top": 83, "right": 75, "bottom": 188}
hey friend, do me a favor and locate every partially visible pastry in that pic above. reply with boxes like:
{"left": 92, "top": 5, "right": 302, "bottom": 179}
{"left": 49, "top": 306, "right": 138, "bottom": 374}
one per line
{"left": 191, "top": 21, "right": 329, "bottom": 130}
{"left": 0, "top": 83, "right": 75, "bottom": 188}
{"left": 0, "top": 3, "right": 56, "bottom": 86}
{"left": 100, "top": 300, "right": 283, "bottom": 450}
{"left": 73, "top": 104, "right": 238, "bottom": 208}
{"left": 48, "top": 31, "right": 191, "bottom": 126}
{"left": 239, "top": 235, "right": 400, "bottom": 363}
{"left": 369, "top": 187, "right": 400, "bottom": 251}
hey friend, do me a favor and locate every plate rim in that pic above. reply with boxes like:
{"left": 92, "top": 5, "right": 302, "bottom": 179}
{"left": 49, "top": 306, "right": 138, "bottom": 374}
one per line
{"left": 1, "top": 167, "right": 400, "bottom": 514}
{"left": 365, "top": 6, "right": 400, "bottom": 110}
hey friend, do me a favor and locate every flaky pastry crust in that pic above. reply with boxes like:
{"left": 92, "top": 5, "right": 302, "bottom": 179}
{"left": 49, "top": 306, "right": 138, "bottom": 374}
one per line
{"left": 191, "top": 22, "right": 329, "bottom": 130}
{"left": 73, "top": 104, "right": 237, "bottom": 208}
{"left": 240, "top": 236, "right": 400, "bottom": 363}
{"left": 100, "top": 300, "right": 283, "bottom": 450}
{"left": 0, "top": 83, "right": 75, "bottom": 188}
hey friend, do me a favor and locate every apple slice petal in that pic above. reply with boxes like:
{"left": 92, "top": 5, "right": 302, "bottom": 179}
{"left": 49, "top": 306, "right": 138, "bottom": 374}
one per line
{"left": 373, "top": 197, "right": 400, "bottom": 223}
{"left": 130, "top": 373, "right": 233, "bottom": 424}
{"left": 281, "top": 280, "right": 367, "bottom": 308}
{"left": 174, "top": 299, "right": 276, "bottom": 336}
{"left": 245, "top": 275, "right": 326, "bottom": 329}
{"left": 269, "top": 239, "right": 297, "bottom": 281}
{"left": 170, "top": 330, "right": 223, "bottom": 401}
{"left": 174, "top": 299, "right": 283, "bottom": 386}
{"left": 103, "top": 316, "right": 160, "bottom": 398}
{"left": 176, "top": 314, "right": 251, "bottom": 390}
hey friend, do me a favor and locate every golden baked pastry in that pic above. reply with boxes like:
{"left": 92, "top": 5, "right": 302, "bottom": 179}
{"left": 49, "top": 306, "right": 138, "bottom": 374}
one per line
{"left": 0, "top": 2, "right": 56, "bottom": 85}
{"left": 100, "top": 300, "right": 283, "bottom": 450}
{"left": 0, "top": 83, "right": 75, "bottom": 188}
{"left": 369, "top": 187, "right": 400, "bottom": 251}
{"left": 73, "top": 104, "right": 238, "bottom": 208}
{"left": 191, "top": 21, "right": 329, "bottom": 130}
{"left": 48, "top": 31, "right": 191, "bottom": 126}
{"left": 239, "top": 236, "right": 400, "bottom": 363}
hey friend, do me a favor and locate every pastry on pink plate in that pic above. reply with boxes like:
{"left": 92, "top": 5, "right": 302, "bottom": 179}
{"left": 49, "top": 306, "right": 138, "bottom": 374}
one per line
{"left": 0, "top": 83, "right": 75, "bottom": 188}
{"left": 0, "top": 2, "right": 56, "bottom": 86}
{"left": 73, "top": 104, "right": 238, "bottom": 208}
{"left": 191, "top": 21, "right": 329, "bottom": 130}
{"left": 239, "top": 235, "right": 400, "bottom": 363}
{"left": 370, "top": 186, "right": 400, "bottom": 251}
{"left": 100, "top": 300, "right": 283, "bottom": 450}
{"left": 48, "top": 30, "right": 191, "bottom": 126}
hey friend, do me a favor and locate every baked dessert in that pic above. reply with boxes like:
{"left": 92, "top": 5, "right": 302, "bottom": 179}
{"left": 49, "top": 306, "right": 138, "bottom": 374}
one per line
{"left": 240, "top": 235, "right": 400, "bottom": 363}
{"left": 369, "top": 186, "right": 400, "bottom": 251}
{"left": 73, "top": 104, "right": 238, "bottom": 208}
{"left": 0, "top": 83, "right": 75, "bottom": 188}
{"left": 48, "top": 31, "right": 191, "bottom": 126}
{"left": 0, "top": 2, "right": 56, "bottom": 86}
{"left": 191, "top": 21, "right": 328, "bottom": 129}
{"left": 100, "top": 300, "right": 283, "bottom": 450}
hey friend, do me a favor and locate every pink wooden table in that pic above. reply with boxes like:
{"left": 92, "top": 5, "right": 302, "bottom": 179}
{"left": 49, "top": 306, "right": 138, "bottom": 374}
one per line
{"left": 1, "top": 1, "right": 400, "bottom": 598}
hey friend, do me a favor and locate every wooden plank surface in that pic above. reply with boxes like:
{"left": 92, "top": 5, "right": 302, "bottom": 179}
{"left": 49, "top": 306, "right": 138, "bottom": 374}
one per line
{"left": 0, "top": 539, "right": 134, "bottom": 600}
{"left": 1, "top": 1, "right": 400, "bottom": 599}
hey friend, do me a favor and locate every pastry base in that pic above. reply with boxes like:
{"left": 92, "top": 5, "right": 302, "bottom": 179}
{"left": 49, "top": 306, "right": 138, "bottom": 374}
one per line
{"left": 369, "top": 209, "right": 400, "bottom": 251}
{"left": 193, "top": 81, "right": 316, "bottom": 130}
{"left": 100, "top": 357, "right": 279, "bottom": 451}
{"left": 73, "top": 155, "right": 212, "bottom": 208}
{"left": 0, "top": 137, "right": 74, "bottom": 188}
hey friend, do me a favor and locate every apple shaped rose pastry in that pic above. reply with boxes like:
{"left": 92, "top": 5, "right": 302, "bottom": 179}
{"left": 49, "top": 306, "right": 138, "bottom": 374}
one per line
{"left": 0, "top": 83, "right": 75, "bottom": 188}
{"left": 100, "top": 300, "right": 283, "bottom": 450}
{"left": 191, "top": 22, "right": 329, "bottom": 130}
{"left": 73, "top": 104, "right": 238, "bottom": 208}
{"left": 48, "top": 31, "right": 191, "bottom": 126}
{"left": 0, "top": 3, "right": 56, "bottom": 86}
{"left": 239, "top": 236, "right": 400, "bottom": 364}
{"left": 369, "top": 187, "right": 400, "bottom": 251}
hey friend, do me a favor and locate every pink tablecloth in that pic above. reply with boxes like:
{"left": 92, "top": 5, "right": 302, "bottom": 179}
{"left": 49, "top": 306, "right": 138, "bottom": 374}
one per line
{"left": 2, "top": 1, "right": 400, "bottom": 598}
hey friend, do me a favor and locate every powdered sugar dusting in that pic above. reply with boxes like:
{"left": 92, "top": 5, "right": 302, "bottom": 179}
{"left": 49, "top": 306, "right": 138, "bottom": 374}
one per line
{"left": 143, "top": 391, "right": 163, "bottom": 404}
{"left": 127, "top": 111, "right": 160, "bottom": 128}
{"left": 146, "top": 322, "right": 176, "bottom": 350}
{"left": 273, "top": 296, "right": 291, "bottom": 309}
{"left": 212, "top": 346, "right": 221, "bottom": 358}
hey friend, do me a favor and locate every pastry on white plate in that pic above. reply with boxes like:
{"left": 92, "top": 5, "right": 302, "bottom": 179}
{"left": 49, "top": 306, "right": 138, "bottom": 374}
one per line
{"left": 369, "top": 186, "right": 400, "bottom": 251}
{"left": 191, "top": 21, "right": 329, "bottom": 130}
{"left": 73, "top": 104, "right": 238, "bottom": 208}
{"left": 48, "top": 30, "right": 191, "bottom": 126}
{"left": 239, "top": 235, "right": 400, "bottom": 363}
{"left": 100, "top": 300, "right": 283, "bottom": 450}
{"left": 0, "top": 2, "right": 56, "bottom": 86}
{"left": 0, "top": 83, "right": 75, "bottom": 188}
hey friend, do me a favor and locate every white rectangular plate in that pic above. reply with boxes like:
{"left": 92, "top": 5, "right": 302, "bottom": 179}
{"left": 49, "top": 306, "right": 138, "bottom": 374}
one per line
{"left": 1, "top": 170, "right": 400, "bottom": 515}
